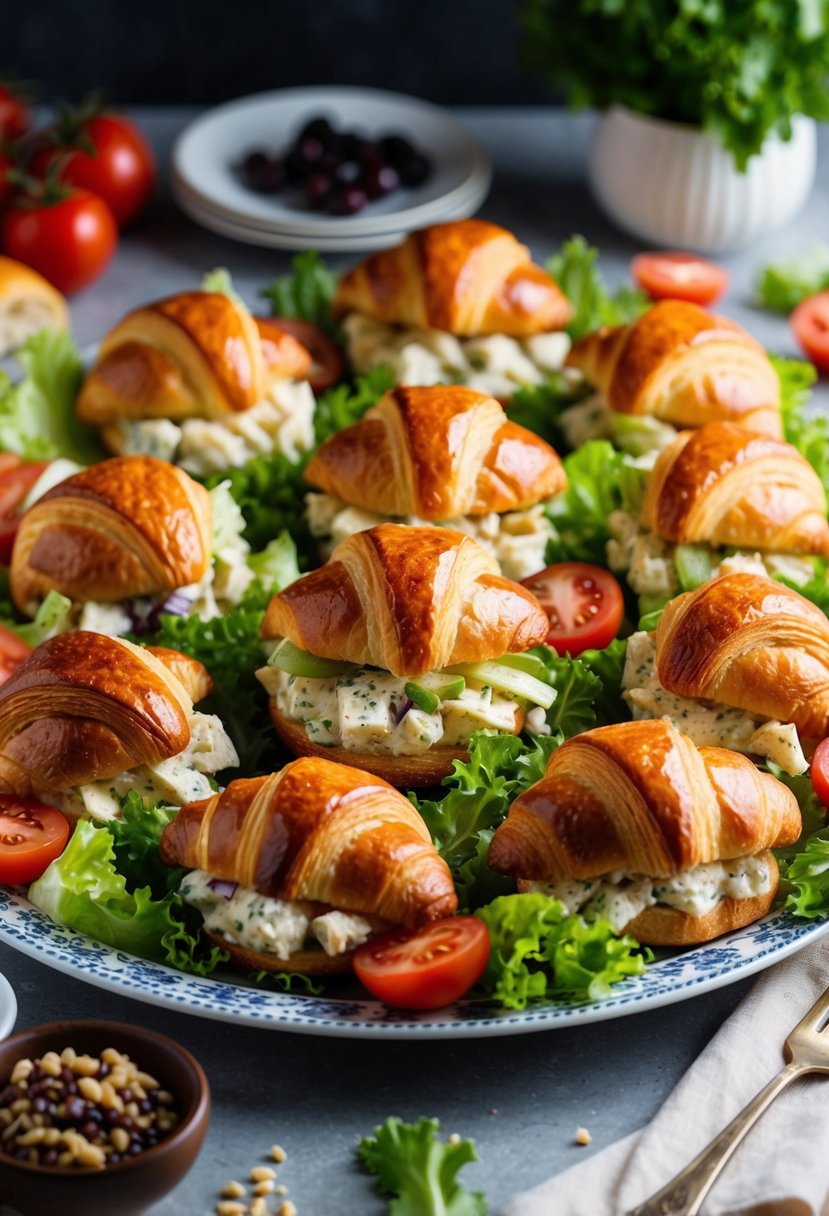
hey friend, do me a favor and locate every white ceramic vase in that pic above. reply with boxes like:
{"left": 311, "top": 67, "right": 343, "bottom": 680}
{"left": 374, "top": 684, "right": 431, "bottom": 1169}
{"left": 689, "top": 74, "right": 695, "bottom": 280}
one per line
{"left": 588, "top": 105, "right": 817, "bottom": 254}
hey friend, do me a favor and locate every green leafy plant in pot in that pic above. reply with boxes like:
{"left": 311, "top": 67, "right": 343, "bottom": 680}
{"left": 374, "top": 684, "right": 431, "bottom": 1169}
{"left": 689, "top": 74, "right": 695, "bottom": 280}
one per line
{"left": 519, "top": 0, "right": 829, "bottom": 252}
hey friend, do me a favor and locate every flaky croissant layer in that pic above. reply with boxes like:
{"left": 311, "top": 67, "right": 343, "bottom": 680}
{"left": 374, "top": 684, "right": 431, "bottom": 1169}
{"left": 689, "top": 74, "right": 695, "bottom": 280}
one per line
{"left": 160, "top": 756, "right": 457, "bottom": 930}
{"left": 655, "top": 572, "right": 829, "bottom": 742}
{"left": 489, "top": 719, "right": 800, "bottom": 881}
{"left": 0, "top": 632, "right": 211, "bottom": 800}
{"left": 11, "top": 454, "right": 213, "bottom": 614}
{"left": 566, "top": 300, "right": 782, "bottom": 436}
{"left": 261, "top": 524, "right": 550, "bottom": 677}
{"left": 305, "top": 384, "right": 567, "bottom": 520}
{"left": 641, "top": 422, "right": 829, "bottom": 555}
{"left": 334, "top": 220, "right": 573, "bottom": 337}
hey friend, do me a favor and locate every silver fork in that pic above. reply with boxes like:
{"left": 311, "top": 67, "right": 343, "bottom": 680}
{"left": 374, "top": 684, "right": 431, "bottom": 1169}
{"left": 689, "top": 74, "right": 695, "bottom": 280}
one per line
{"left": 626, "top": 981, "right": 829, "bottom": 1216}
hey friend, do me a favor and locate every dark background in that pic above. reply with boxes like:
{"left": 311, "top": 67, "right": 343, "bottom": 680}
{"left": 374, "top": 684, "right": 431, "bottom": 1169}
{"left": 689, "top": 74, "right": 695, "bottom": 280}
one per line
{"left": 1, "top": 0, "right": 551, "bottom": 107}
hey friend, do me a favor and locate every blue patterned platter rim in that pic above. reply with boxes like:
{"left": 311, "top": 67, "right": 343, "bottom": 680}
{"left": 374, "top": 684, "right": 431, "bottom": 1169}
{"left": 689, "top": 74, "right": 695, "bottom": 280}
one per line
{"left": 0, "top": 969, "right": 15, "bottom": 1041}
{"left": 0, "top": 887, "right": 826, "bottom": 1039}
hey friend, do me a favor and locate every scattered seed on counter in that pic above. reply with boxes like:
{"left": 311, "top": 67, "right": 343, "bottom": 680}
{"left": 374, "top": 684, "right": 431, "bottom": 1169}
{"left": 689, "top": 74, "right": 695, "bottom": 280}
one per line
{"left": 251, "top": 1165, "right": 276, "bottom": 1183}
{"left": 253, "top": 1179, "right": 275, "bottom": 1196}
{"left": 447, "top": 1132, "right": 462, "bottom": 1145}
{"left": 575, "top": 1126, "right": 591, "bottom": 1146}
{"left": 0, "top": 1046, "right": 180, "bottom": 1169}
{"left": 216, "top": 1202, "right": 247, "bottom": 1216}
{"left": 270, "top": 1143, "right": 287, "bottom": 1162}
{"left": 222, "top": 1180, "right": 247, "bottom": 1199}
{"left": 278, "top": 1202, "right": 297, "bottom": 1216}
{"left": 250, "top": 1198, "right": 268, "bottom": 1216}
{"left": 275, "top": 1184, "right": 287, "bottom": 1196}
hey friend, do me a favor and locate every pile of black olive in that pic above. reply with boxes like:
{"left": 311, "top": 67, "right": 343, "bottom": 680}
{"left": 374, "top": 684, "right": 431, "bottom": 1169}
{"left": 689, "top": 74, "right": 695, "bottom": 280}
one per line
{"left": 238, "top": 116, "right": 433, "bottom": 216}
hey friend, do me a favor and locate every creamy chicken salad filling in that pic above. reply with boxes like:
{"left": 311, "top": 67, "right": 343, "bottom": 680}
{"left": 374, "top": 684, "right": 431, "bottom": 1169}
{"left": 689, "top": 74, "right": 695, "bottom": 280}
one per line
{"left": 306, "top": 493, "right": 552, "bottom": 582}
{"left": 607, "top": 509, "right": 816, "bottom": 601}
{"left": 527, "top": 853, "right": 773, "bottom": 934}
{"left": 557, "top": 392, "right": 678, "bottom": 456}
{"left": 34, "top": 481, "right": 256, "bottom": 640}
{"left": 342, "top": 314, "right": 571, "bottom": 399}
{"left": 113, "top": 379, "right": 316, "bottom": 474}
{"left": 622, "top": 630, "right": 808, "bottom": 776}
{"left": 257, "top": 664, "right": 523, "bottom": 756}
{"left": 52, "top": 711, "right": 240, "bottom": 822}
{"left": 180, "top": 869, "right": 374, "bottom": 960}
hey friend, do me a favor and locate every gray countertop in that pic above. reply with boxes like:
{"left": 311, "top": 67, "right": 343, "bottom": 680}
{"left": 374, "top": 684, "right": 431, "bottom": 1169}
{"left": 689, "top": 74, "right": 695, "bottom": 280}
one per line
{"left": 0, "top": 106, "right": 826, "bottom": 1216}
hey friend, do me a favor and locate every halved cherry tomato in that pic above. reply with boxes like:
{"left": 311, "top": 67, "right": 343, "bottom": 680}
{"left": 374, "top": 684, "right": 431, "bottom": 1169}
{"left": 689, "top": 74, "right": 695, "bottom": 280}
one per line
{"left": 265, "top": 316, "right": 345, "bottom": 393}
{"left": 0, "top": 460, "right": 48, "bottom": 565}
{"left": 810, "top": 739, "right": 829, "bottom": 808}
{"left": 521, "top": 562, "right": 625, "bottom": 657}
{"left": 791, "top": 293, "right": 829, "bottom": 375}
{"left": 353, "top": 916, "right": 490, "bottom": 1010}
{"left": 0, "top": 797, "right": 69, "bottom": 884}
{"left": 632, "top": 252, "right": 729, "bottom": 307}
{"left": 0, "top": 623, "right": 30, "bottom": 684}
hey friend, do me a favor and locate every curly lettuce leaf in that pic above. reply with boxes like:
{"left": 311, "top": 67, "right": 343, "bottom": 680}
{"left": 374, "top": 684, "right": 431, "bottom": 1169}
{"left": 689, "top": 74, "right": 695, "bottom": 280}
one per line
{"left": 415, "top": 732, "right": 557, "bottom": 911}
{"left": 544, "top": 439, "right": 626, "bottom": 564}
{"left": 574, "top": 639, "right": 629, "bottom": 726}
{"left": 759, "top": 247, "right": 829, "bottom": 313}
{"left": 139, "top": 582, "right": 282, "bottom": 776}
{"left": 529, "top": 646, "right": 601, "bottom": 737}
{"left": 476, "top": 892, "right": 648, "bottom": 1010}
{"left": 261, "top": 250, "right": 338, "bottom": 336}
{"left": 773, "top": 355, "right": 829, "bottom": 496}
{"left": 0, "top": 329, "right": 102, "bottom": 464}
{"left": 202, "top": 450, "right": 313, "bottom": 560}
{"left": 247, "top": 530, "right": 301, "bottom": 593}
{"left": 547, "top": 235, "right": 648, "bottom": 341}
{"left": 313, "top": 366, "right": 395, "bottom": 445}
{"left": 200, "top": 266, "right": 239, "bottom": 298}
{"left": 28, "top": 820, "right": 226, "bottom": 975}
{"left": 359, "top": 1117, "right": 486, "bottom": 1216}
{"left": 508, "top": 371, "right": 591, "bottom": 448}
{"left": 769, "top": 765, "right": 829, "bottom": 918}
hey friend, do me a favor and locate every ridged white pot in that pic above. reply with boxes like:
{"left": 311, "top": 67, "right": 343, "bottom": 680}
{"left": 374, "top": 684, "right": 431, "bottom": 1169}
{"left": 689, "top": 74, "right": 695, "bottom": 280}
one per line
{"left": 588, "top": 105, "right": 817, "bottom": 254}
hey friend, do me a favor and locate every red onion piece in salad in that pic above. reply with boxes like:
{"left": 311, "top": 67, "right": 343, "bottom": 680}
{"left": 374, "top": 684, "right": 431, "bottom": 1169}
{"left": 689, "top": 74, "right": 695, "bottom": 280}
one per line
{"left": 207, "top": 878, "right": 238, "bottom": 900}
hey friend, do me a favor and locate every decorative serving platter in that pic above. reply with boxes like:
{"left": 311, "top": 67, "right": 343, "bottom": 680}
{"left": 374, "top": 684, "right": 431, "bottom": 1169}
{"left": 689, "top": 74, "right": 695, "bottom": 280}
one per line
{"left": 0, "top": 969, "right": 15, "bottom": 1041}
{"left": 1, "top": 888, "right": 825, "bottom": 1040}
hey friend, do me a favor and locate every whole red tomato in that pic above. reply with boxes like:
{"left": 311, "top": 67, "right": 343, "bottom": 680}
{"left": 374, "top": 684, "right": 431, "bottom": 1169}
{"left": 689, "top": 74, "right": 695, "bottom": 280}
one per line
{"left": 1, "top": 183, "right": 117, "bottom": 294}
{"left": 30, "top": 112, "right": 156, "bottom": 229}
{"left": 0, "top": 83, "right": 30, "bottom": 142}
{"left": 0, "top": 149, "right": 14, "bottom": 208}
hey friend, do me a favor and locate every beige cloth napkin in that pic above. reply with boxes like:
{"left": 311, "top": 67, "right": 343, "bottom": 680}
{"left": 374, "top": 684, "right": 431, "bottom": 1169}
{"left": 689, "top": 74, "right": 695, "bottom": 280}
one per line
{"left": 501, "top": 939, "right": 829, "bottom": 1216}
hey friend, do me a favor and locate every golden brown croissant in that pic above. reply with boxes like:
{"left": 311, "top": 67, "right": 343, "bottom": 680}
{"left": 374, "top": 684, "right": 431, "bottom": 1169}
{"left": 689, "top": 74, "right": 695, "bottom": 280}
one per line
{"left": 334, "top": 219, "right": 572, "bottom": 337}
{"left": 0, "top": 256, "right": 69, "bottom": 357}
{"left": 305, "top": 384, "right": 567, "bottom": 517}
{"left": 260, "top": 525, "right": 549, "bottom": 785}
{"left": 160, "top": 756, "right": 457, "bottom": 974}
{"left": 565, "top": 300, "right": 782, "bottom": 435}
{"left": 10, "top": 455, "right": 212, "bottom": 615}
{"left": 655, "top": 572, "right": 829, "bottom": 742}
{"left": 262, "top": 524, "right": 549, "bottom": 676}
{"left": 0, "top": 632, "right": 210, "bottom": 802}
{"left": 75, "top": 290, "right": 309, "bottom": 430}
{"left": 641, "top": 422, "right": 829, "bottom": 554}
{"left": 488, "top": 719, "right": 800, "bottom": 945}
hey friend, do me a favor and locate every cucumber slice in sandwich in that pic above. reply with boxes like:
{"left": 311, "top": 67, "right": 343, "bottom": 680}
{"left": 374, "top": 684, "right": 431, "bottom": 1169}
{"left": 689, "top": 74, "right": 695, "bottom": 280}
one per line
{"left": 269, "top": 639, "right": 356, "bottom": 679}
{"left": 448, "top": 659, "right": 556, "bottom": 709}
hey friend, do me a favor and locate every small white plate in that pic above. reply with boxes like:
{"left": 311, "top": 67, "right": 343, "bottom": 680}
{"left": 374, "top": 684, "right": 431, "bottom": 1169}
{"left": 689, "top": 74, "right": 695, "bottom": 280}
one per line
{"left": 0, "top": 971, "right": 17, "bottom": 1041}
{"left": 173, "top": 176, "right": 490, "bottom": 252}
{"left": 171, "top": 86, "right": 491, "bottom": 244}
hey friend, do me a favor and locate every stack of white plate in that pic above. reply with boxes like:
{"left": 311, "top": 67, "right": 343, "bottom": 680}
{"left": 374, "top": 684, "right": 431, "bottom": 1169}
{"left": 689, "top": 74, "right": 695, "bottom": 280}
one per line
{"left": 171, "top": 86, "right": 492, "bottom": 252}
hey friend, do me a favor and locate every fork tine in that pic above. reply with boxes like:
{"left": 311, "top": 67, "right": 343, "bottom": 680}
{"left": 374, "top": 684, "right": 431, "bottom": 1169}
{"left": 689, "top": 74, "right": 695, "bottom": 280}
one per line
{"left": 789, "top": 983, "right": 829, "bottom": 1036}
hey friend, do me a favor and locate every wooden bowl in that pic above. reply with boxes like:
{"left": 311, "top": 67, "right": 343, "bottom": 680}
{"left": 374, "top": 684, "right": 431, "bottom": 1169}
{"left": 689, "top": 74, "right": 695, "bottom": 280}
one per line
{"left": 0, "top": 1019, "right": 210, "bottom": 1216}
